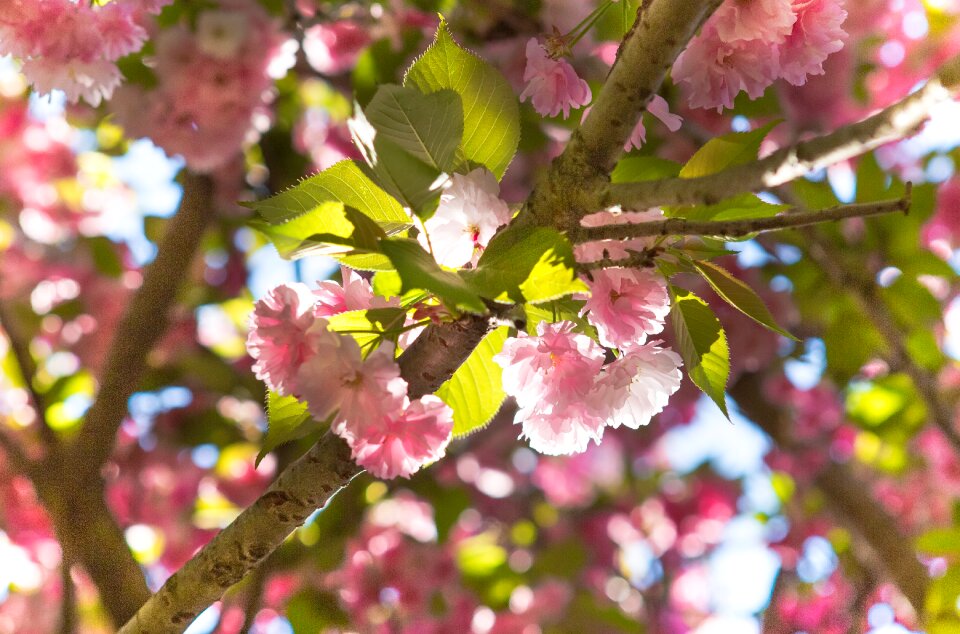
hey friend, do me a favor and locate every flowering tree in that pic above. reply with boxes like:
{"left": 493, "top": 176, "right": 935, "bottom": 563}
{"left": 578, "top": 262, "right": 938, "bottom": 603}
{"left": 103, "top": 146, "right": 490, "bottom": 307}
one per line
{"left": 2, "top": 0, "right": 960, "bottom": 632}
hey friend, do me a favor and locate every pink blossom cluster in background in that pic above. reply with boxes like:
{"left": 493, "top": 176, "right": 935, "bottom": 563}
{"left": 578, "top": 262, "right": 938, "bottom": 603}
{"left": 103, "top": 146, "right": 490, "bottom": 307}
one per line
{"left": 0, "top": 0, "right": 168, "bottom": 106}
{"left": 674, "top": 0, "right": 848, "bottom": 111}
{"left": 246, "top": 270, "right": 453, "bottom": 479}
{"left": 110, "top": 0, "right": 297, "bottom": 172}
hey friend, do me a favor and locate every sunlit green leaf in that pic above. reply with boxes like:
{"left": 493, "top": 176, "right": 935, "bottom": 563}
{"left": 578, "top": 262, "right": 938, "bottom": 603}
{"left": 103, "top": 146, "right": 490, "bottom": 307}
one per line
{"left": 379, "top": 238, "right": 486, "bottom": 313}
{"left": 693, "top": 260, "right": 796, "bottom": 339}
{"left": 670, "top": 285, "right": 729, "bottom": 417}
{"left": 436, "top": 327, "right": 508, "bottom": 437}
{"left": 679, "top": 121, "right": 780, "bottom": 178}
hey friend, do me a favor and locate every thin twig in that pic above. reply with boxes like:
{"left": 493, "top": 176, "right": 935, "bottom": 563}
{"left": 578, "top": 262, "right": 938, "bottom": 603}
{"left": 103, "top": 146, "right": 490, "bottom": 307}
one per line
{"left": 575, "top": 248, "right": 659, "bottom": 272}
{"left": 602, "top": 52, "right": 960, "bottom": 210}
{"left": 577, "top": 192, "right": 910, "bottom": 242}
{"left": 57, "top": 557, "right": 76, "bottom": 634}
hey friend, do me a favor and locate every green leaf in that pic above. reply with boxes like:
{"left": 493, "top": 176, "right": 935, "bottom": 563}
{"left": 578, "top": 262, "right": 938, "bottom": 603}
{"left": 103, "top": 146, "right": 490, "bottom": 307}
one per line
{"left": 304, "top": 206, "right": 389, "bottom": 254}
{"left": 693, "top": 260, "right": 796, "bottom": 340}
{"left": 463, "top": 226, "right": 588, "bottom": 304}
{"left": 523, "top": 297, "right": 586, "bottom": 335}
{"left": 611, "top": 156, "right": 681, "bottom": 183}
{"left": 257, "top": 392, "right": 320, "bottom": 466}
{"left": 404, "top": 17, "right": 520, "bottom": 179}
{"left": 379, "top": 238, "right": 486, "bottom": 313}
{"left": 679, "top": 121, "right": 780, "bottom": 179}
{"left": 669, "top": 193, "right": 789, "bottom": 222}
{"left": 327, "top": 307, "right": 409, "bottom": 354}
{"left": 247, "top": 160, "right": 411, "bottom": 269}
{"left": 670, "top": 286, "right": 730, "bottom": 417}
{"left": 436, "top": 327, "right": 508, "bottom": 437}
{"left": 365, "top": 84, "right": 463, "bottom": 172}
{"left": 349, "top": 105, "right": 446, "bottom": 215}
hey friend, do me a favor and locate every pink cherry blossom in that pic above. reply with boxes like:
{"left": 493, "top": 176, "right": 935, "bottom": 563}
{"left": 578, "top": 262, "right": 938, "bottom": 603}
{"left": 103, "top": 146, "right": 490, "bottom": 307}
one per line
{"left": 779, "top": 0, "right": 848, "bottom": 86}
{"left": 348, "top": 396, "right": 454, "bottom": 479}
{"left": 295, "top": 332, "right": 406, "bottom": 425}
{"left": 673, "top": 23, "right": 782, "bottom": 111}
{"left": 520, "top": 38, "right": 592, "bottom": 119}
{"left": 574, "top": 208, "right": 665, "bottom": 264}
{"left": 624, "top": 95, "right": 684, "bottom": 152}
{"left": 246, "top": 283, "right": 318, "bottom": 395}
{"left": 494, "top": 321, "right": 607, "bottom": 455}
{"left": 582, "top": 268, "right": 670, "bottom": 349}
{"left": 592, "top": 344, "right": 683, "bottom": 429}
{"left": 418, "top": 168, "right": 512, "bottom": 268}
{"left": 712, "top": 0, "right": 797, "bottom": 44}
{"left": 303, "top": 21, "right": 371, "bottom": 75}
{"left": 314, "top": 266, "right": 399, "bottom": 316}
{"left": 0, "top": 0, "right": 152, "bottom": 106}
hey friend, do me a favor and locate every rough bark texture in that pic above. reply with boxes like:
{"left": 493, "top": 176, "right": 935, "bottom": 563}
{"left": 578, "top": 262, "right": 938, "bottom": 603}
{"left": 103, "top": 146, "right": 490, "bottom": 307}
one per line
{"left": 119, "top": 315, "right": 491, "bottom": 633}
{"left": 730, "top": 374, "right": 929, "bottom": 614}
{"left": 604, "top": 53, "right": 960, "bottom": 210}
{"left": 523, "top": 0, "right": 722, "bottom": 230}
{"left": 32, "top": 477, "right": 152, "bottom": 626}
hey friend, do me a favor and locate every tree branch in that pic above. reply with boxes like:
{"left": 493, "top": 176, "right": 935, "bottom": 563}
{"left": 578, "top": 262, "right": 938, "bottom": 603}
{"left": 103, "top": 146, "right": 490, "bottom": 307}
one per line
{"left": 730, "top": 373, "right": 928, "bottom": 614}
{"left": 523, "top": 0, "right": 721, "bottom": 229}
{"left": 66, "top": 172, "right": 214, "bottom": 481}
{"left": 118, "top": 315, "right": 489, "bottom": 633}
{"left": 0, "top": 425, "right": 31, "bottom": 474}
{"left": 603, "top": 53, "right": 960, "bottom": 210}
{"left": 576, "top": 194, "right": 910, "bottom": 242}
{"left": 0, "top": 300, "right": 56, "bottom": 448}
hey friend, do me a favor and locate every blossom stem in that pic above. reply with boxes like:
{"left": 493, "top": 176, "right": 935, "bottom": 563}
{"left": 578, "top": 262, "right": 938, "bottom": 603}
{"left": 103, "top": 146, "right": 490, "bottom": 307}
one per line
{"left": 601, "top": 52, "right": 960, "bottom": 211}
{"left": 564, "top": 1, "right": 614, "bottom": 49}
{"left": 576, "top": 193, "right": 910, "bottom": 241}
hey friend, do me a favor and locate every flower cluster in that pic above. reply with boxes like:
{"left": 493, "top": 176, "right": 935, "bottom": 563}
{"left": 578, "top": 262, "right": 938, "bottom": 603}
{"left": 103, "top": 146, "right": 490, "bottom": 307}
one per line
{"left": 246, "top": 270, "right": 453, "bottom": 479}
{"left": 110, "top": 0, "right": 296, "bottom": 172}
{"left": 674, "top": 0, "right": 848, "bottom": 111}
{"left": 0, "top": 0, "right": 164, "bottom": 106}
{"left": 494, "top": 296, "right": 682, "bottom": 457}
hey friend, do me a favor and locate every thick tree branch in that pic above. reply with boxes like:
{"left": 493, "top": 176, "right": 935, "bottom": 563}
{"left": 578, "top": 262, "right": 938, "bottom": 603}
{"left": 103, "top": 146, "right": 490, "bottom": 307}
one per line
{"left": 67, "top": 172, "right": 214, "bottom": 481}
{"left": 730, "top": 373, "right": 929, "bottom": 614}
{"left": 729, "top": 374, "right": 929, "bottom": 614}
{"left": 576, "top": 194, "right": 910, "bottom": 242}
{"left": 119, "top": 315, "right": 490, "bottom": 633}
{"left": 31, "top": 477, "right": 152, "bottom": 628}
{"left": 523, "top": 0, "right": 721, "bottom": 229}
{"left": 603, "top": 53, "right": 960, "bottom": 210}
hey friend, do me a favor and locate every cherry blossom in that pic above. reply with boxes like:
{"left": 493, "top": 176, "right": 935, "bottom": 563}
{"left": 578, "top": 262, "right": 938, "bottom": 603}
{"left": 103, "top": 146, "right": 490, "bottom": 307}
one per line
{"left": 591, "top": 344, "right": 683, "bottom": 429}
{"left": 418, "top": 168, "right": 511, "bottom": 268}
{"left": 780, "top": 0, "right": 849, "bottom": 85}
{"left": 348, "top": 395, "right": 454, "bottom": 479}
{"left": 712, "top": 0, "right": 797, "bottom": 44}
{"left": 673, "top": 23, "right": 782, "bottom": 111}
{"left": 494, "top": 321, "right": 607, "bottom": 455}
{"left": 624, "top": 95, "right": 684, "bottom": 152}
{"left": 295, "top": 330, "right": 406, "bottom": 425}
{"left": 314, "top": 266, "right": 398, "bottom": 316}
{"left": 246, "top": 283, "right": 318, "bottom": 395}
{"left": 303, "top": 21, "right": 371, "bottom": 75}
{"left": 519, "top": 38, "right": 592, "bottom": 119}
{"left": 582, "top": 267, "right": 671, "bottom": 349}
